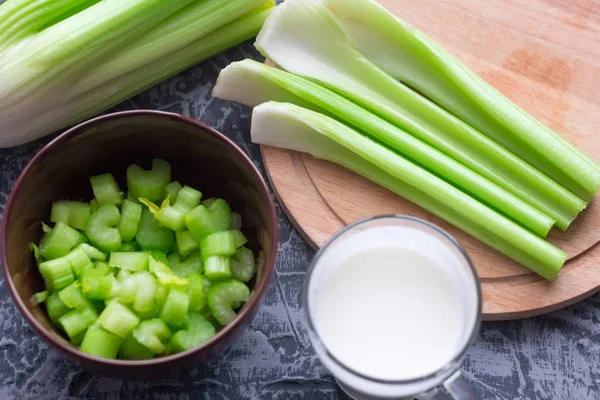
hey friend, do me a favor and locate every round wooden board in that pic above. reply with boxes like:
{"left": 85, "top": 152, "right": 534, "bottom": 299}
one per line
{"left": 261, "top": 0, "right": 600, "bottom": 320}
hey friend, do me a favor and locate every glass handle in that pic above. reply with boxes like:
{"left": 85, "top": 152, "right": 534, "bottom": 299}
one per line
{"left": 420, "top": 371, "right": 479, "bottom": 400}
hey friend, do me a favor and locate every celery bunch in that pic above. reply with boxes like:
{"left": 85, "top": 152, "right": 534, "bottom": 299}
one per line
{"left": 0, "top": 0, "right": 274, "bottom": 147}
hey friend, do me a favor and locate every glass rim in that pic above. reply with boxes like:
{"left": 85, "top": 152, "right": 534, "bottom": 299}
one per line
{"left": 302, "top": 214, "right": 483, "bottom": 385}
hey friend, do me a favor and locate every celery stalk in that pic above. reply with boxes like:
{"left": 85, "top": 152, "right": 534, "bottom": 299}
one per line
{"left": 254, "top": 0, "right": 596, "bottom": 209}
{"left": 251, "top": 102, "right": 566, "bottom": 280}
{"left": 320, "top": 0, "right": 600, "bottom": 200}
{"left": 214, "top": 60, "right": 575, "bottom": 234}
{"left": 0, "top": 0, "right": 275, "bottom": 147}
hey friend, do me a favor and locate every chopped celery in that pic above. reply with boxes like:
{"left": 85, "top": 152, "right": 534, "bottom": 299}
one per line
{"left": 39, "top": 222, "right": 87, "bottom": 260}
{"left": 109, "top": 252, "right": 149, "bottom": 272}
{"left": 201, "top": 231, "right": 237, "bottom": 258}
{"left": 230, "top": 212, "right": 242, "bottom": 230}
{"left": 119, "top": 200, "right": 143, "bottom": 242}
{"left": 119, "top": 334, "right": 154, "bottom": 360}
{"left": 32, "top": 290, "right": 49, "bottom": 305}
{"left": 168, "top": 313, "right": 215, "bottom": 353}
{"left": 149, "top": 257, "right": 188, "bottom": 287}
{"left": 45, "top": 293, "right": 70, "bottom": 325}
{"left": 164, "top": 181, "right": 182, "bottom": 204}
{"left": 250, "top": 102, "right": 566, "bottom": 279}
{"left": 231, "top": 247, "right": 255, "bottom": 283}
{"left": 98, "top": 301, "right": 140, "bottom": 338}
{"left": 202, "top": 198, "right": 217, "bottom": 208}
{"left": 208, "top": 199, "right": 232, "bottom": 232}
{"left": 90, "top": 199, "right": 99, "bottom": 213}
{"left": 174, "top": 186, "right": 203, "bottom": 212}
{"left": 132, "top": 319, "right": 172, "bottom": 354}
{"left": 208, "top": 280, "right": 250, "bottom": 325}
{"left": 82, "top": 275, "right": 115, "bottom": 300}
{"left": 80, "top": 324, "right": 122, "bottom": 359}
{"left": 65, "top": 248, "right": 94, "bottom": 279}
{"left": 188, "top": 274, "right": 207, "bottom": 313}
{"left": 50, "top": 201, "right": 92, "bottom": 231}
{"left": 58, "top": 282, "right": 87, "bottom": 309}
{"left": 92, "top": 262, "right": 111, "bottom": 276}
{"left": 168, "top": 252, "right": 203, "bottom": 278}
{"left": 321, "top": 0, "right": 600, "bottom": 200}
{"left": 185, "top": 205, "right": 218, "bottom": 241}
{"left": 59, "top": 305, "right": 98, "bottom": 341}
{"left": 86, "top": 205, "right": 121, "bottom": 252}
{"left": 38, "top": 257, "right": 74, "bottom": 292}
{"left": 145, "top": 250, "right": 170, "bottom": 266}
{"left": 204, "top": 256, "right": 232, "bottom": 281}
{"left": 176, "top": 231, "right": 199, "bottom": 256}
{"left": 131, "top": 272, "right": 157, "bottom": 313}
{"left": 141, "top": 186, "right": 201, "bottom": 232}
{"left": 75, "top": 243, "right": 107, "bottom": 262}
{"left": 30, "top": 243, "right": 43, "bottom": 264}
{"left": 231, "top": 230, "right": 248, "bottom": 249}
{"left": 160, "top": 288, "right": 190, "bottom": 328}
{"left": 119, "top": 240, "right": 141, "bottom": 252}
{"left": 90, "top": 174, "right": 123, "bottom": 206}
{"left": 247, "top": 0, "right": 590, "bottom": 228}
{"left": 127, "top": 159, "right": 171, "bottom": 203}
{"left": 136, "top": 208, "right": 175, "bottom": 252}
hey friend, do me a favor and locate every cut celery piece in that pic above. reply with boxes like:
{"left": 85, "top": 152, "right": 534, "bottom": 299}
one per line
{"left": 132, "top": 319, "right": 172, "bottom": 354}
{"left": 185, "top": 205, "right": 218, "bottom": 241}
{"left": 59, "top": 305, "right": 98, "bottom": 341}
{"left": 168, "top": 313, "right": 215, "bottom": 353}
{"left": 50, "top": 201, "right": 92, "bottom": 231}
{"left": 230, "top": 230, "right": 248, "bottom": 249}
{"left": 39, "top": 222, "right": 87, "bottom": 260}
{"left": 38, "top": 257, "right": 74, "bottom": 292}
{"left": 249, "top": 101, "right": 566, "bottom": 279}
{"left": 201, "top": 231, "right": 237, "bottom": 258}
{"left": 149, "top": 257, "right": 188, "bottom": 287}
{"left": 119, "top": 240, "right": 141, "bottom": 252}
{"left": 127, "top": 159, "right": 171, "bottom": 203}
{"left": 230, "top": 212, "right": 242, "bottom": 230}
{"left": 231, "top": 247, "right": 255, "bottom": 283}
{"left": 208, "top": 199, "right": 232, "bottom": 232}
{"left": 90, "top": 199, "right": 99, "bottom": 213}
{"left": 98, "top": 301, "right": 140, "bottom": 338}
{"left": 58, "top": 282, "right": 87, "bottom": 309}
{"left": 176, "top": 231, "right": 199, "bottom": 256}
{"left": 168, "top": 252, "right": 203, "bottom": 278}
{"left": 188, "top": 273, "right": 207, "bottom": 313}
{"left": 82, "top": 274, "right": 115, "bottom": 300}
{"left": 160, "top": 288, "right": 190, "bottom": 328}
{"left": 90, "top": 173, "right": 123, "bottom": 206}
{"left": 109, "top": 252, "right": 149, "bottom": 272}
{"left": 164, "top": 181, "right": 182, "bottom": 204}
{"left": 242, "top": 0, "right": 590, "bottom": 228}
{"left": 86, "top": 205, "right": 121, "bottom": 252}
{"left": 74, "top": 243, "right": 107, "bottom": 262}
{"left": 136, "top": 208, "right": 175, "bottom": 252}
{"left": 45, "top": 293, "right": 70, "bottom": 325}
{"left": 320, "top": 0, "right": 600, "bottom": 200}
{"left": 208, "top": 280, "right": 250, "bottom": 325}
{"left": 119, "top": 334, "right": 154, "bottom": 360}
{"left": 80, "top": 324, "right": 122, "bottom": 359}
{"left": 204, "top": 256, "right": 232, "bottom": 281}
{"left": 119, "top": 199, "right": 143, "bottom": 242}
{"left": 32, "top": 290, "right": 49, "bottom": 305}
{"left": 65, "top": 248, "right": 94, "bottom": 279}
{"left": 174, "top": 186, "right": 202, "bottom": 212}
{"left": 131, "top": 271, "right": 157, "bottom": 313}
{"left": 144, "top": 250, "right": 169, "bottom": 266}
{"left": 30, "top": 243, "right": 43, "bottom": 264}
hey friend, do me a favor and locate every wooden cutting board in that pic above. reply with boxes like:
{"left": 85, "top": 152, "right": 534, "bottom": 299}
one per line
{"left": 261, "top": 0, "right": 600, "bottom": 320}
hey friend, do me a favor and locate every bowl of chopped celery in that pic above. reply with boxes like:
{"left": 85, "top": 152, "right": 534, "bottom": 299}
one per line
{"left": 0, "top": 110, "right": 278, "bottom": 378}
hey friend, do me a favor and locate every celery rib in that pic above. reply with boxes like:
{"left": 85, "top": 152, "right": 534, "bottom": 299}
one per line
{"left": 250, "top": 102, "right": 566, "bottom": 280}
{"left": 253, "top": 0, "right": 589, "bottom": 228}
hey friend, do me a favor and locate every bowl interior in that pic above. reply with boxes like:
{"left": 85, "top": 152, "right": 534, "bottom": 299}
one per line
{"left": 2, "top": 112, "right": 276, "bottom": 359}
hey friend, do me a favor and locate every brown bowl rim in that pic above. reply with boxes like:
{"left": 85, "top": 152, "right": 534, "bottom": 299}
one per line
{"left": 0, "top": 110, "right": 279, "bottom": 368}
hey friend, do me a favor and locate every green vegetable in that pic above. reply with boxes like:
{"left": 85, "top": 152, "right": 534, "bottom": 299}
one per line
{"left": 135, "top": 208, "right": 175, "bottom": 252}
{"left": 168, "top": 313, "right": 215, "bottom": 352}
{"left": 98, "top": 301, "right": 140, "bottom": 338}
{"left": 160, "top": 288, "right": 190, "bottom": 328}
{"left": 39, "top": 222, "right": 87, "bottom": 260}
{"left": 204, "top": 256, "right": 232, "bottom": 281}
{"left": 168, "top": 252, "right": 203, "bottom": 278}
{"left": 127, "top": 159, "right": 171, "bottom": 203}
{"left": 118, "top": 200, "right": 143, "bottom": 242}
{"left": 86, "top": 205, "right": 121, "bottom": 252}
{"left": 58, "top": 282, "right": 88, "bottom": 309}
{"left": 31, "top": 290, "right": 49, "bottom": 305}
{"left": 164, "top": 181, "right": 182, "bottom": 204}
{"left": 132, "top": 319, "right": 172, "bottom": 354}
{"left": 50, "top": 201, "right": 92, "bottom": 231}
{"left": 119, "top": 334, "right": 154, "bottom": 360}
{"left": 208, "top": 199, "right": 232, "bottom": 232}
{"left": 109, "top": 252, "right": 149, "bottom": 272}
{"left": 90, "top": 173, "right": 123, "bottom": 206}
{"left": 250, "top": 101, "right": 566, "bottom": 280}
{"left": 75, "top": 243, "right": 107, "bottom": 262}
{"left": 208, "top": 280, "right": 250, "bottom": 325}
{"left": 80, "top": 324, "right": 123, "bottom": 359}
{"left": 59, "top": 304, "right": 98, "bottom": 341}
{"left": 82, "top": 274, "right": 115, "bottom": 300}
{"left": 175, "top": 231, "right": 199, "bottom": 256}
{"left": 119, "top": 240, "right": 141, "bottom": 252}
{"left": 0, "top": 0, "right": 275, "bottom": 147}
{"left": 231, "top": 247, "right": 255, "bottom": 283}
{"left": 320, "top": 0, "right": 600, "bottom": 200}
{"left": 38, "top": 257, "right": 75, "bottom": 292}
{"left": 65, "top": 248, "right": 94, "bottom": 279}
{"left": 185, "top": 205, "right": 218, "bottom": 241}
{"left": 250, "top": 0, "right": 590, "bottom": 228}
{"left": 230, "top": 230, "right": 248, "bottom": 249}
{"left": 201, "top": 231, "right": 237, "bottom": 258}
{"left": 188, "top": 274, "right": 207, "bottom": 312}
{"left": 45, "top": 293, "right": 70, "bottom": 325}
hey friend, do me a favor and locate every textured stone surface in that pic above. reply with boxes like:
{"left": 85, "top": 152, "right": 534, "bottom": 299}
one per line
{"left": 1, "top": 36, "right": 600, "bottom": 400}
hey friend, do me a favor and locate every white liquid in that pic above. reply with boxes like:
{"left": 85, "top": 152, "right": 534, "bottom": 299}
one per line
{"left": 311, "top": 226, "right": 467, "bottom": 382}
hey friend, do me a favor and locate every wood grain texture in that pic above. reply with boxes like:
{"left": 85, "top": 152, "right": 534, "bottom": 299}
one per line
{"left": 262, "top": 0, "right": 600, "bottom": 320}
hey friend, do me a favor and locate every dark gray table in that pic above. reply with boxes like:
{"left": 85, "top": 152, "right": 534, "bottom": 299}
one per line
{"left": 1, "top": 40, "right": 599, "bottom": 400}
